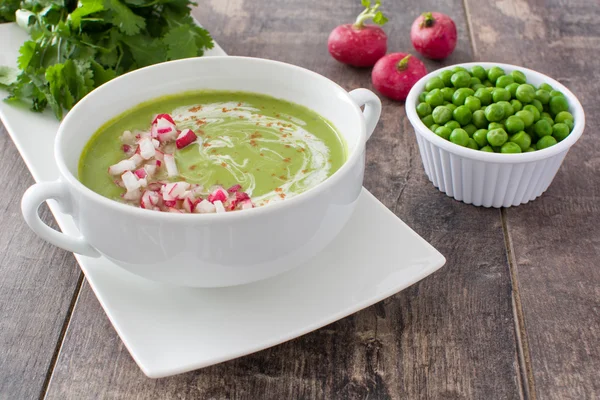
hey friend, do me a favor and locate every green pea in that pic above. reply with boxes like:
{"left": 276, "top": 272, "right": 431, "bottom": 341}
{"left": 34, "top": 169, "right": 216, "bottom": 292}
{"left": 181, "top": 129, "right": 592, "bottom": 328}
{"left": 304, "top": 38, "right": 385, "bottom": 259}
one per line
{"left": 534, "top": 119, "right": 553, "bottom": 137}
{"left": 523, "top": 105, "right": 540, "bottom": 122}
{"left": 470, "top": 77, "right": 481, "bottom": 86}
{"left": 453, "top": 105, "right": 473, "bottom": 126}
{"left": 471, "top": 66, "right": 487, "bottom": 81}
{"left": 541, "top": 111, "right": 553, "bottom": 120}
{"left": 426, "top": 89, "right": 444, "bottom": 107}
{"left": 515, "top": 110, "right": 534, "bottom": 128}
{"left": 516, "top": 84, "right": 536, "bottom": 103}
{"left": 509, "top": 131, "right": 531, "bottom": 151}
{"left": 421, "top": 114, "right": 435, "bottom": 127}
{"left": 564, "top": 119, "right": 574, "bottom": 132}
{"left": 449, "top": 128, "right": 470, "bottom": 146}
{"left": 480, "top": 145, "right": 494, "bottom": 152}
{"left": 535, "top": 90, "right": 551, "bottom": 105}
{"left": 552, "top": 123, "right": 570, "bottom": 142}
{"left": 446, "top": 103, "right": 457, "bottom": 113}
{"left": 451, "top": 71, "right": 472, "bottom": 88}
{"left": 472, "top": 110, "right": 488, "bottom": 128}
{"left": 497, "top": 101, "right": 514, "bottom": 118}
{"left": 473, "top": 129, "right": 489, "bottom": 147}
{"left": 524, "top": 147, "right": 536, "bottom": 152}
{"left": 487, "top": 67, "right": 505, "bottom": 84}
{"left": 501, "top": 142, "right": 522, "bottom": 153}
{"left": 471, "top": 83, "right": 486, "bottom": 91}
{"left": 487, "top": 128, "right": 508, "bottom": 147}
{"left": 488, "top": 122, "right": 504, "bottom": 131}
{"left": 537, "top": 135, "right": 557, "bottom": 149}
{"left": 554, "top": 111, "right": 574, "bottom": 124}
{"left": 417, "top": 102, "right": 432, "bottom": 118}
{"left": 430, "top": 124, "right": 440, "bottom": 132}
{"left": 539, "top": 83, "right": 553, "bottom": 92}
{"left": 550, "top": 90, "right": 565, "bottom": 98}
{"left": 466, "top": 138, "right": 479, "bottom": 150}
{"left": 452, "top": 88, "right": 474, "bottom": 106}
{"left": 445, "top": 120, "right": 461, "bottom": 130}
{"left": 531, "top": 99, "right": 543, "bottom": 113}
{"left": 432, "top": 106, "right": 453, "bottom": 124}
{"left": 526, "top": 125, "right": 537, "bottom": 140}
{"left": 463, "top": 124, "right": 477, "bottom": 137}
{"left": 492, "top": 88, "right": 511, "bottom": 102}
{"left": 506, "top": 83, "right": 520, "bottom": 98}
{"left": 510, "top": 99, "right": 523, "bottom": 112}
{"left": 510, "top": 70, "right": 527, "bottom": 84}
{"left": 474, "top": 88, "right": 493, "bottom": 106}
{"left": 485, "top": 103, "right": 505, "bottom": 122}
{"left": 496, "top": 75, "right": 515, "bottom": 88}
{"left": 441, "top": 87, "right": 455, "bottom": 102}
{"left": 439, "top": 70, "right": 454, "bottom": 87}
{"left": 541, "top": 116, "right": 554, "bottom": 126}
{"left": 435, "top": 126, "right": 452, "bottom": 140}
{"left": 505, "top": 115, "right": 525, "bottom": 134}
{"left": 483, "top": 80, "right": 493, "bottom": 87}
{"left": 419, "top": 91, "right": 428, "bottom": 103}
{"left": 426, "top": 77, "right": 445, "bottom": 91}
{"left": 452, "top": 66, "right": 469, "bottom": 74}
{"left": 464, "top": 96, "right": 482, "bottom": 113}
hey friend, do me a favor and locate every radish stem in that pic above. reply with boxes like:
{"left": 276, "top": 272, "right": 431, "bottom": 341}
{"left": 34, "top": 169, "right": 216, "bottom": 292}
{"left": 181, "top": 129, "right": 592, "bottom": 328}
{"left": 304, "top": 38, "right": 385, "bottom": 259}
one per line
{"left": 396, "top": 54, "right": 411, "bottom": 71}
{"left": 420, "top": 12, "right": 435, "bottom": 28}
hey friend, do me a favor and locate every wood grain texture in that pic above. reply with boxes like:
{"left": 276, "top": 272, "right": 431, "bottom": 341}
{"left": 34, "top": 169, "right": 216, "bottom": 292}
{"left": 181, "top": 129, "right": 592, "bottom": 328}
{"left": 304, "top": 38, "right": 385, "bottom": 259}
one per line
{"left": 464, "top": 0, "right": 600, "bottom": 398}
{"left": 0, "top": 125, "right": 82, "bottom": 400}
{"left": 42, "top": 1, "right": 524, "bottom": 399}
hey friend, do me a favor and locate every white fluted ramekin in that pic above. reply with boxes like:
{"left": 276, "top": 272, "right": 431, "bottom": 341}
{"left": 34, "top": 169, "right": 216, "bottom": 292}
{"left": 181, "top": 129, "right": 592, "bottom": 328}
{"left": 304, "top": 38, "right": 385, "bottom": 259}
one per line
{"left": 405, "top": 62, "right": 585, "bottom": 208}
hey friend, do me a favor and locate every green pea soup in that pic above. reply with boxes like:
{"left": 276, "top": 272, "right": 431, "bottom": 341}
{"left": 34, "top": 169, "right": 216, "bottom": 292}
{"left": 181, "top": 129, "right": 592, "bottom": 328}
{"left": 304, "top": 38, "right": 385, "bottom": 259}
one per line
{"left": 79, "top": 91, "right": 347, "bottom": 207}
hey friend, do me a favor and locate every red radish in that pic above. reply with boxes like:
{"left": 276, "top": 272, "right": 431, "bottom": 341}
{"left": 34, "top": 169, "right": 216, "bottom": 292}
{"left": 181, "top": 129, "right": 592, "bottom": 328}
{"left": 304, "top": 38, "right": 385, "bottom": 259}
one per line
{"left": 208, "top": 187, "right": 228, "bottom": 203}
{"left": 152, "top": 139, "right": 160, "bottom": 148}
{"left": 164, "top": 200, "right": 177, "bottom": 207}
{"left": 122, "top": 144, "right": 131, "bottom": 153}
{"left": 134, "top": 168, "right": 147, "bottom": 179}
{"left": 227, "top": 184, "right": 242, "bottom": 193}
{"left": 122, "top": 188, "right": 142, "bottom": 201}
{"left": 327, "top": 0, "right": 388, "bottom": 67}
{"left": 108, "top": 159, "right": 136, "bottom": 175}
{"left": 410, "top": 12, "right": 457, "bottom": 60}
{"left": 168, "top": 207, "right": 182, "bottom": 213}
{"left": 371, "top": 53, "right": 427, "bottom": 101}
{"left": 154, "top": 150, "right": 164, "bottom": 162}
{"left": 195, "top": 199, "right": 216, "bottom": 214}
{"left": 176, "top": 129, "right": 197, "bottom": 149}
{"left": 163, "top": 154, "right": 178, "bottom": 177}
{"left": 130, "top": 154, "right": 143, "bottom": 167}
{"left": 240, "top": 199, "right": 254, "bottom": 210}
{"left": 144, "top": 164, "right": 157, "bottom": 177}
{"left": 138, "top": 137, "right": 156, "bottom": 159}
{"left": 121, "top": 171, "right": 141, "bottom": 191}
{"left": 152, "top": 113, "right": 175, "bottom": 125}
{"left": 121, "top": 130, "right": 135, "bottom": 144}
{"left": 213, "top": 200, "right": 226, "bottom": 214}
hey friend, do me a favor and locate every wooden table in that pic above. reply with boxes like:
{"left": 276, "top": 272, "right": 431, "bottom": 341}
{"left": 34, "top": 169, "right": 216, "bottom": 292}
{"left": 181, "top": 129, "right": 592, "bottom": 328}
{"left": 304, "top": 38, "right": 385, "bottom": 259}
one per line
{"left": 1, "top": 0, "right": 598, "bottom": 398}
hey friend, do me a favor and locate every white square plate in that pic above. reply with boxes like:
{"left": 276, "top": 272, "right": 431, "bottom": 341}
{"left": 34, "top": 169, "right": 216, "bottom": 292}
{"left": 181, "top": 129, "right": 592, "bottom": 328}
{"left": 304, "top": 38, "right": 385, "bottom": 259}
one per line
{"left": 0, "top": 22, "right": 445, "bottom": 378}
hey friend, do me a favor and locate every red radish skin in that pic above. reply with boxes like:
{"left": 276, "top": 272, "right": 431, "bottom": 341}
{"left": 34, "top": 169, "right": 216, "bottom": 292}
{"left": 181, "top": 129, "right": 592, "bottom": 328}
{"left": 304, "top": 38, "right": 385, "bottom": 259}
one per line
{"left": 371, "top": 53, "right": 427, "bottom": 101}
{"left": 411, "top": 12, "right": 457, "bottom": 60}
{"left": 176, "top": 128, "right": 197, "bottom": 149}
{"left": 327, "top": 0, "right": 388, "bottom": 67}
{"left": 152, "top": 113, "right": 175, "bottom": 125}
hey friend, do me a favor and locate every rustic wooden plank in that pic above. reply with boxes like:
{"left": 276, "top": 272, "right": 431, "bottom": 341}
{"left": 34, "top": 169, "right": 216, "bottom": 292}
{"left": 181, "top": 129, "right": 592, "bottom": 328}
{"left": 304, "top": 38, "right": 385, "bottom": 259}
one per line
{"left": 465, "top": 0, "right": 600, "bottom": 398}
{"left": 44, "top": 0, "right": 522, "bottom": 399}
{"left": 0, "top": 124, "right": 82, "bottom": 400}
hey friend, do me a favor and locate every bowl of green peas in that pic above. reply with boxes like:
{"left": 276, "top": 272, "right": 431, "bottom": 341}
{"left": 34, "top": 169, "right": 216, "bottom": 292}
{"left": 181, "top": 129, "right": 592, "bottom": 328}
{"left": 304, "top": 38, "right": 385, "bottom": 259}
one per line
{"left": 405, "top": 62, "right": 585, "bottom": 207}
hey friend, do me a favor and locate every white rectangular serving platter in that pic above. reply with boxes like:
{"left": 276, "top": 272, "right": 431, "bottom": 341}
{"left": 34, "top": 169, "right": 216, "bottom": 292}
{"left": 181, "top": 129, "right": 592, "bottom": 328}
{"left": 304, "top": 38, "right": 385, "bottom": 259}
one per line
{"left": 0, "top": 22, "right": 445, "bottom": 378}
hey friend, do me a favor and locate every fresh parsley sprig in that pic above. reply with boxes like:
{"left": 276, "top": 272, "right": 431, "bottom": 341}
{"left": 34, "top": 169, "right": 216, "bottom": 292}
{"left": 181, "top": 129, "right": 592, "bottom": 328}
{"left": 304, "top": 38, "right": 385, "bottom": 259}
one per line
{"left": 0, "top": 0, "right": 214, "bottom": 119}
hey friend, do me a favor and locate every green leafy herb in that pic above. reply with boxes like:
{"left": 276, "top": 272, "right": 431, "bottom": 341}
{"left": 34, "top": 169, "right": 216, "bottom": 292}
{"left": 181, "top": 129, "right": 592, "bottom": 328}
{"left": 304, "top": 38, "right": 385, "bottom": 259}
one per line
{"left": 354, "top": 0, "right": 388, "bottom": 29}
{"left": 1, "top": 0, "right": 213, "bottom": 119}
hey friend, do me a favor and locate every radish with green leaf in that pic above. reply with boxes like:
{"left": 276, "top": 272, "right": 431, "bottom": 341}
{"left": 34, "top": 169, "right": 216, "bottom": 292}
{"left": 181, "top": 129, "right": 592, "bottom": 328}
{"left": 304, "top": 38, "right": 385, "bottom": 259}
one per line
{"left": 371, "top": 53, "right": 427, "bottom": 101}
{"left": 327, "top": 0, "right": 389, "bottom": 67}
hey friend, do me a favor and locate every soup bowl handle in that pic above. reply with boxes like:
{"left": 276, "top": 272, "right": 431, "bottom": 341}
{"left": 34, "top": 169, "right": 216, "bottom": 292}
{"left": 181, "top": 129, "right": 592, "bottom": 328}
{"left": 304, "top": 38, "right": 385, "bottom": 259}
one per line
{"left": 349, "top": 88, "right": 382, "bottom": 140}
{"left": 21, "top": 181, "right": 100, "bottom": 257}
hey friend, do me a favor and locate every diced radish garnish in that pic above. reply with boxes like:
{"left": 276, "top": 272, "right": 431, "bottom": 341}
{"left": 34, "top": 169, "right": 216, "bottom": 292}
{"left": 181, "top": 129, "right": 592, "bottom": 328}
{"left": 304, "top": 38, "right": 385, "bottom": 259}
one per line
{"left": 138, "top": 137, "right": 155, "bottom": 159}
{"left": 240, "top": 199, "right": 254, "bottom": 210}
{"left": 236, "top": 191, "right": 250, "bottom": 202}
{"left": 164, "top": 154, "right": 178, "bottom": 177}
{"left": 191, "top": 186, "right": 204, "bottom": 197}
{"left": 122, "top": 171, "right": 141, "bottom": 191}
{"left": 134, "top": 168, "right": 147, "bottom": 179}
{"left": 147, "top": 182, "right": 162, "bottom": 191}
{"left": 183, "top": 196, "right": 199, "bottom": 213}
{"left": 123, "top": 188, "right": 142, "bottom": 201}
{"left": 121, "top": 130, "right": 135, "bottom": 144}
{"left": 195, "top": 199, "right": 216, "bottom": 213}
{"left": 152, "top": 139, "right": 160, "bottom": 149}
{"left": 130, "top": 154, "right": 143, "bottom": 167}
{"left": 168, "top": 207, "right": 182, "bottom": 213}
{"left": 154, "top": 150, "right": 164, "bottom": 162}
{"left": 144, "top": 164, "right": 157, "bottom": 177}
{"left": 164, "top": 200, "right": 177, "bottom": 207}
{"left": 227, "top": 184, "right": 241, "bottom": 193}
{"left": 122, "top": 144, "right": 131, "bottom": 153}
{"left": 168, "top": 182, "right": 190, "bottom": 198}
{"left": 208, "top": 187, "right": 228, "bottom": 203}
{"left": 139, "top": 178, "right": 147, "bottom": 187}
{"left": 108, "top": 159, "right": 136, "bottom": 175}
{"left": 214, "top": 200, "right": 226, "bottom": 213}
{"left": 138, "top": 131, "right": 151, "bottom": 140}
{"left": 176, "top": 129, "right": 197, "bottom": 149}
{"left": 140, "top": 190, "right": 159, "bottom": 209}
{"left": 152, "top": 113, "right": 175, "bottom": 125}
